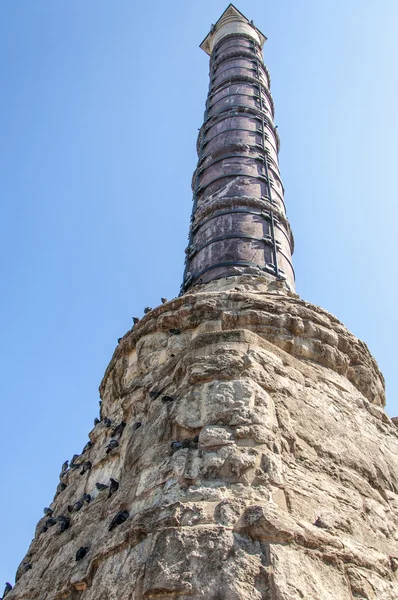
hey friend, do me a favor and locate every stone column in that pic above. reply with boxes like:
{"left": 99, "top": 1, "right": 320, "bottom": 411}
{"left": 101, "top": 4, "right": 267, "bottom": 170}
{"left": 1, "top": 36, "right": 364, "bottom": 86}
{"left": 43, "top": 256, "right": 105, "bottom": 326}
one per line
{"left": 182, "top": 5, "right": 295, "bottom": 293}
{"left": 6, "top": 6, "right": 398, "bottom": 600}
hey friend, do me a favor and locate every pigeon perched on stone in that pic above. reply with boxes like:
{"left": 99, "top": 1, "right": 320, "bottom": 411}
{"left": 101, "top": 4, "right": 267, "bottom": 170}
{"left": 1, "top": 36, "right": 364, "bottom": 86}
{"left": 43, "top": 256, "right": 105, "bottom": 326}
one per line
{"left": 169, "top": 328, "right": 181, "bottom": 335}
{"left": 149, "top": 391, "right": 161, "bottom": 399}
{"left": 108, "top": 478, "right": 119, "bottom": 498}
{"left": 43, "top": 507, "right": 53, "bottom": 516}
{"left": 171, "top": 441, "right": 183, "bottom": 451}
{"left": 106, "top": 440, "right": 119, "bottom": 454}
{"left": 133, "top": 422, "right": 142, "bottom": 430}
{"left": 2, "top": 582, "right": 12, "bottom": 598}
{"left": 108, "top": 510, "right": 129, "bottom": 531}
{"left": 144, "top": 307, "right": 152, "bottom": 314}
{"left": 94, "top": 418, "right": 100, "bottom": 426}
{"left": 104, "top": 418, "right": 112, "bottom": 428}
{"left": 75, "top": 547, "right": 89, "bottom": 561}
{"left": 161, "top": 395, "right": 175, "bottom": 404}
{"left": 161, "top": 297, "right": 168, "bottom": 304}
{"left": 132, "top": 317, "right": 140, "bottom": 325}
{"left": 80, "top": 461, "right": 92, "bottom": 475}
{"left": 56, "top": 482, "right": 67, "bottom": 495}
{"left": 111, "top": 421, "right": 126, "bottom": 438}
{"left": 171, "top": 438, "right": 198, "bottom": 452}
{"left": 313, "top": 516, "right": 330, "bottom": 529}
{"left": 61, "top": 460, "right": 69, "bottom": 473}
{"left": 117, "top": 337, "right": 122, "bottom": 343}
{"left": 70, "top": 454, "right": 80, "bottom": 469}
{"left": 96, "top": 482, "right": 109, "bottom": 491}
{"left": 57, "top": 515, "right": 70, "bottom": 532}
{"left": 81, "top": 493, "right": 91, "bottom": 504}
{"left": 68, "top": 501, "right": 83, "bottom": 513}
{"left": 23, "top": 563, "right": 32, "bottom": 572}
{"left": 40, "top": 524, "right": 48, "bottom": 534}
{"left": 82, "top": 441, "right": 93, "bottom": 454}
{"left": 46, "top": 517, "right": 57, "bottom": 527}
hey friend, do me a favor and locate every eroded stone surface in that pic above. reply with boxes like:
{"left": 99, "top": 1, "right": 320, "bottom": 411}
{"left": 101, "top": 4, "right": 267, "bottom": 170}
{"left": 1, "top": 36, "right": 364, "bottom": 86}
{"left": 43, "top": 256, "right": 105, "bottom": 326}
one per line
{"left": 8, "top": 277, "right": 398, "bottom": 599}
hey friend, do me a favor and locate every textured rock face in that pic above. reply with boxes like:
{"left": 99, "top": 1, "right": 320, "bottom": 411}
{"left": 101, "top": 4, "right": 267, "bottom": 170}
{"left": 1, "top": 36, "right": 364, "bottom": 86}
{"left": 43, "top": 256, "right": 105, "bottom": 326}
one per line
{"left": 8, "top": 276, "right": 398, "bottom": 600}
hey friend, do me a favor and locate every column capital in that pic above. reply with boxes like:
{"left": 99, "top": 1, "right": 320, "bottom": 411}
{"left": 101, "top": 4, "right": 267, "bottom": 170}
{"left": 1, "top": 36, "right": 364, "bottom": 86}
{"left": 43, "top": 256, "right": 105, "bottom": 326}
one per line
{"left": 200, "top": 4, "right": 267, "bottom": 55}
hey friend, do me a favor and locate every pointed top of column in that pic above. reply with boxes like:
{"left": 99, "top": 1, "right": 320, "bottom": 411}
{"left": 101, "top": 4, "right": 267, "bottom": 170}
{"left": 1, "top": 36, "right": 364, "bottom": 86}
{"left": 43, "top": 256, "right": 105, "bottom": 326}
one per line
{"left": 200, "top": 4, "right": 267, "bottom": 55}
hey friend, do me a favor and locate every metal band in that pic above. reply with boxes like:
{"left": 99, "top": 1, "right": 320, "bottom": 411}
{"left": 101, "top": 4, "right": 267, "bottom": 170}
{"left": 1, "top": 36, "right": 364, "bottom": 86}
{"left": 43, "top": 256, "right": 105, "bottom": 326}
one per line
{"left": 196, "top": 171, "right": 268, "bottom": 194}
{"left": 209, "top": 91, "right": 264, "bottom": 111}
{"left": 214, "top": 41, "right": 257, "bottom": 56}
{"left": 212, "top": 55, "right": 270, "bottom": 83}
{"left": 213, "top": 56, "right": 256, "bottom": 73}
{"left": 213, "top": 51, "right": 259, "bottom": 71}
{"left": 188, "top": 233, "right": 279, "bottom": 258}
{"left": 186, "top": 260, "right": 279, "bottom": 286}
{"left": 204, "top": 104, "right": 272, "bottom": 132}
{"left": 212, "top": 65, "right": 258, "bottom": 82}
{"left": 277, "top": 248, "right": 296, "bottom": 280}
{"left": 209, "top": 75, "right": 275, "bottom": 118}
{"left": 212, "top": 32, "right": 260, "bottom": 56}
{"left": 203, "top": 127, "right": 262, "bottom": 147}
{"left": 197, "top": 152, "right": 264, "bottom": 175}
{"left": 199, "top": 142, "right": 278, "bottom": 171}
{"left": 191, "top": 207, "right": 276, "bottom": 233}
{"left": 204, "top": 102, "right": 279, "bottom": 142}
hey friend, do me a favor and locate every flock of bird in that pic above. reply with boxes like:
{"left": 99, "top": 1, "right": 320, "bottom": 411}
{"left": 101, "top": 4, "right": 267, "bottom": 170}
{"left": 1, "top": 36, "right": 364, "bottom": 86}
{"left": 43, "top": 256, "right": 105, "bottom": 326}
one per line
{"left": 2, "top": 300, "right": 184, "bottom": 597}
{"left": 2, "top": 416, "right": 136, "bottom": 594}
{"left": 117, "top": 298, "right": 173, "bottom": 343}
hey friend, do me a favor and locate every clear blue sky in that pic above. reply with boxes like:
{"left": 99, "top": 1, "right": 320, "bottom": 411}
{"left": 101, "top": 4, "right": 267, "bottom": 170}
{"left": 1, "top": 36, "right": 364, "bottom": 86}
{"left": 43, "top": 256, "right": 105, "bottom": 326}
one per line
{"left": 1, "top": 0, "right": 397, "bottom": 585}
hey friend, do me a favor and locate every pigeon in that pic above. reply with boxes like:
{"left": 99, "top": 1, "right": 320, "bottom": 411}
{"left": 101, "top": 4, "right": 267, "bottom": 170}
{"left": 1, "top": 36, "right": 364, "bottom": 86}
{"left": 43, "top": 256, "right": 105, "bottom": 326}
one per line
{"left": 106, "top": 440, "right": 119, "bottom": 454}
{"left": 56, "top": 482, "right": 67, "bottom": 495}
{"left": 132, "top": 317, "right": 140, "bottom": 325}
{"left": 169, "top": 328, "right": 181, "bottom": 335}
{"left": 81, "top": 493, "right": 91, "bottom": 504}
{"left": 104, "top": 418, "right": 112, "bottom": 428}
{"left": 108, "top": 478, "right": 119, "bottom": 498}
{"left": 313, "top": 516, "right": 330, "bottom": 530}
{"left": 75, "top": 547, "right": 89, "bottom": 561}
{"left": 82, "top": 441, "right": 93, "bottom": 454}
{"left": 96, "top": 482, "right": 109, "bottom": 491}
{"left": 46, "top": 517, "right": 57, "bottom": 527}
{"left": 133, "top": 422, "right": 142, "bottom": 430}
{"left": 161, "top": 395, "right": 175, "bottom": 404}
{"left": 161, "top": 297, "right": 168, "bottom": 304}
{"left": 171, "top": 438, "right": 198, "bottom": 452}
{"left": 171, "top": 441, "right": 183, "bottom": 451}
{"left": 70, "top": 454, "right": 80, "bottom": 469}
{"left": 61, "top": 460, "right": 69, "bottom": 473}
{"left": 43, "top": 507, "right": 53, "bottom": 516}
{"left": 57, "top": 515, "right": 71, "bottom": 532}
{"left": 94, "top": 418, "right": 100, "bottom": 426}
{"left": 108, "top": 510, "right": 129, "bottom": 531}
{"left": 2, "top": 583, "right": 12, "bottom": 598}
{"left": 143, "top": 307, "right": 152, "bottom": 314}
{"left": 23, "top": 563, "right": 32, "bottom": 572}
{"left": 117, "top": 338, "right": 122, "bottom": 343}
{"left": 68, "top": 501, "right": 83, "bottom": 513}
{"left": 40, "top": 524, "right": 48, "bottom": 534}
{"left": 149, "top": 391, "right": 161, "bottom": 399}
{"left": 111, "top": 421, "right": 126, "bottom": 438}
{"left": 80, "top": 461, "right": 92, "bottom": 475}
